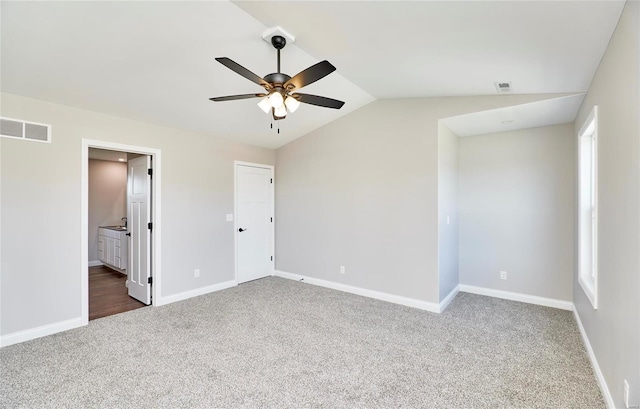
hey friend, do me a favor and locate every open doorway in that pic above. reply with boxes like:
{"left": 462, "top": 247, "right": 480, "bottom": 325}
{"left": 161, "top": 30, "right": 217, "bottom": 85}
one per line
{"left": 81, "top": 140, "right": 162, "bottom": 325}
{"left": 87, "top": 148, "right": 150, "bottom": 321}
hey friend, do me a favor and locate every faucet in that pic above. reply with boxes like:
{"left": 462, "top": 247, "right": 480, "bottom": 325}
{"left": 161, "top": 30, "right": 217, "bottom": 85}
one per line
{"left": 121, "top": 217, "right": 127, "bottom": 228}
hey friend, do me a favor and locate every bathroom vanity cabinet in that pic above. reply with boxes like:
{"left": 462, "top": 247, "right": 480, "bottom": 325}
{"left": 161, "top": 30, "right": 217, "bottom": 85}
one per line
{"left": 98, "top": 227, "right": 128, "bottom": 272}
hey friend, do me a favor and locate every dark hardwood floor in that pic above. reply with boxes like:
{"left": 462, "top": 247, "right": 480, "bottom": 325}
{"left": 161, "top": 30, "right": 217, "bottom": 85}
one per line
{"left": 89, "top": 265, "right": 146, "bottom": 320}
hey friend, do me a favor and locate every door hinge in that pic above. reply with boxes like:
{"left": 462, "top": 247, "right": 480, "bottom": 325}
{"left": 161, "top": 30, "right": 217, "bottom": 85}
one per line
{"left": 270, "top": 256, "right": 273, "bottom": 261}
{"left": 148, "top": 222, "right": 153, "bottom": 231}
{"left": 148, "top": 168, "right": 153, "bottom": 177}
{"left": 148, "top": 276, "right": 153, "bottom": 285}
{"left": 270, "top": 217, "right": 273, "bottom": 222}
{"left": 270, "top": 178, "right": 273, "bottom": 183}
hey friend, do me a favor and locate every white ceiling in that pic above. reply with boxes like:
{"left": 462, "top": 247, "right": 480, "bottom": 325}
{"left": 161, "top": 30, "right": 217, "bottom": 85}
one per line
{"left": 1, "top": 1, "right": 625, "bottom": 148}
{"left": 0, "top": 1, "right": 373, "bottom": 149}
{"left": 235, "top": 1, "right": 625, "bottom": 98}
{"left": 442, "top": 94, "right": 586, "bottom": 137}
{"left": 89, "top": 148, "right": 128, "bottom": 163}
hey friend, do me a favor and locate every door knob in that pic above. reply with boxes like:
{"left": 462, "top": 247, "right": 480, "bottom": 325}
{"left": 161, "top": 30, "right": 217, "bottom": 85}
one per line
{"left": 126, "top": 233, "right": 131, "bottom": 237}
{"left": 238, "top": 228, "right": 247, "bottom": 232}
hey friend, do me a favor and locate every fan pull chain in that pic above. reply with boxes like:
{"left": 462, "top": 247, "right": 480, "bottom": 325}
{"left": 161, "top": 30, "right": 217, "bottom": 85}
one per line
{"left": 278, "top": 121, "right": 280, "bottom": 134}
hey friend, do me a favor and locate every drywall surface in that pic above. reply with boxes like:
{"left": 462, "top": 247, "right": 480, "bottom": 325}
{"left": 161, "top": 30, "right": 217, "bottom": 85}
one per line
{"left": 437, "top": 122, "right": 459, "bottom": 301}
{"left": 275, "top": 93, "right": 574, "bottom": 304}
{"left": 0, "top": 93, "right": 275, "bottom": 336}
{"left": 572, "top": 1, "right": 640, "bottom": 407}
{"left": 88, "top": 159, "right": 127, "bottom": 262}
{"left": 458, "top": 124, "right": 575, "bottom": 301}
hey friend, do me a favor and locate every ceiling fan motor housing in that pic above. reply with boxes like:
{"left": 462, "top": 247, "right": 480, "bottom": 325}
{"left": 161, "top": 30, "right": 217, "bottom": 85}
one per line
{"left": 264, "top": 72, "right": 292, "bottom": 86}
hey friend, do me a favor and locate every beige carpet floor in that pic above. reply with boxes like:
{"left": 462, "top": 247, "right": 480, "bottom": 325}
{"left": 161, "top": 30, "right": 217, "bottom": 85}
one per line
{"left": 0, "top": 277, "right": 603, "bottom": 408}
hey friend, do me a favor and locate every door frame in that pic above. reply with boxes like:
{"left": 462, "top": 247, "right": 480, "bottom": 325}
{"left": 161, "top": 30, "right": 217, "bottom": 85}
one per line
{"left": 81, "top": 139, "right": 162, "bottom": 325}
{"left": 234, "top": 161, "right": 275, "bottom": 283}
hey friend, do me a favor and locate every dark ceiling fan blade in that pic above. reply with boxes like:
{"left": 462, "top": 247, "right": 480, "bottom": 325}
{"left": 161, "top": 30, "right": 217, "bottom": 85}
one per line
{"left": 209, "top": 93, "right": 266, "bottom": 102}
{"left": 285, "top": 61, "right": 336, "bottom": 90}
{"left": 215, "top": 57, "right": 270, "bottom": 89}
{"left": 293, "top": 93, "right": 345, "bottom": 109}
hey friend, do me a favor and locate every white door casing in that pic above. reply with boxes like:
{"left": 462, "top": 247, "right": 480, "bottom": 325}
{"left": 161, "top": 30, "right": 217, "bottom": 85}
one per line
{"left": 82, "top": 139, "right": 161, "bottom": 325}
{"left": 128, "top": 155, "right": 152, "bottom": 304}
{"left": 235, "top": 162, "right": 274, "bottom": 284}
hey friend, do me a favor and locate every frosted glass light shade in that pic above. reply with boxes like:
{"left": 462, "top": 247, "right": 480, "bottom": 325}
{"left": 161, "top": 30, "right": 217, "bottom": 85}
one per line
{"left": 257, "top": 97, "right": 271, "bottom": 113}
{"left": 284, "top": 96, "right": 300, "bottom": 113}
{"left": 274, "top": 105, "right": 287, "bottom": 117}
{"left": 268, "top": 91, "right": 284, "bottom": 108}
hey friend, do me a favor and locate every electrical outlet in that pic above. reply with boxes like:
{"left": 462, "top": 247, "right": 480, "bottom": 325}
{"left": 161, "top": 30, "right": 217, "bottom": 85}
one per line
{"left": 194, "top": 268, "right": 200, "bottom": 278}
{"left": 339, "top": 266, "right": 345, "bottom": 275}
{"left": 500, "top": 271, "right": 507, "bottom": 280}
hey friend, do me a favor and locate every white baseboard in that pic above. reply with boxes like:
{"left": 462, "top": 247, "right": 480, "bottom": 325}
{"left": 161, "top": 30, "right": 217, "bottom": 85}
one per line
{"left": 273, "top": 270, "right": 444, "bottom": 313}
{"left": 156, "top": 280, "right": 237, "bottom": 306}
{"left": 458, "top": 284, "right": 573, "bottom": 311}
{"left": 439, "top": 284, "right": 460, "bottom": 312}
{"left": 573, "top": 308, "right": 615, "bottom": 408}
{"left": 0, "top": 317, "right": 84, "bottom": 348}
{"left": 88, "top": 260, "right": 103, "bottom": 267}
{"left": 0, "top": 280, "right": 237, "bottom": 347}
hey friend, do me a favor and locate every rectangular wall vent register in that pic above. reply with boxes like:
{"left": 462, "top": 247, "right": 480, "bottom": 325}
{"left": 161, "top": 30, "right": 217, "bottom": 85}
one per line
{"left": 1, "top": 117, "right": 51, "bottom": 143}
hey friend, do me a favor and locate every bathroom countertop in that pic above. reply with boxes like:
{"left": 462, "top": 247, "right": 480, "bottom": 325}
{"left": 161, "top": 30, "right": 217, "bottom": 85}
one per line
{"left": 99, "top": 226, "right": 127, "bottom": 232}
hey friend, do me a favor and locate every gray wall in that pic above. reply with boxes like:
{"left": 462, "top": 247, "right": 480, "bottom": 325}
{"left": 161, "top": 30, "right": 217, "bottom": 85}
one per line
{"left": 275, "top": 93, "right": 573, "bottom": 304}
{"left": 88, "top": 159, "right": 127, "bottom": 262}
{"left": 458, "top": 124, "right": 575, "bottom": 301}
{"left": 0, "top": 93, "right": 275, "bottom": 336}
{"left": 437, "top": 122, "right": 459, "bottom": 301}
{"left": 572, "top": 1, "right": 640, "bottom": 407}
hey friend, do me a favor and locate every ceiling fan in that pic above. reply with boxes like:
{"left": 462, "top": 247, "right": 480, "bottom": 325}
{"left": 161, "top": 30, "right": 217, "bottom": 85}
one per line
{"left": 210, "top": 35, "right": 345, "bottom": 121}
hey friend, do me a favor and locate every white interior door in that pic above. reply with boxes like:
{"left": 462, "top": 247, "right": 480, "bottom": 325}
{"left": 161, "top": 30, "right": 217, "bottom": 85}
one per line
{"left": 127, "top": 155, "right": 152, "bottom": 304}
{"left": 236, "top": 164, "right": 273, "bottom": 284}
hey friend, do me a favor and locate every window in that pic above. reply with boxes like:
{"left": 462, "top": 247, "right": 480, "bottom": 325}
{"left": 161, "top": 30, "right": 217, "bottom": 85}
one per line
{"left": 578, "top": 106, "right": 598, "bottom": 308}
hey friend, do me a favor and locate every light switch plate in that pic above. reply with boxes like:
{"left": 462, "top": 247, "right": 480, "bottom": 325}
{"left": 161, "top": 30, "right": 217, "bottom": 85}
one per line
{"left": 226, "top": 214, "right": 233, "bottom": 222}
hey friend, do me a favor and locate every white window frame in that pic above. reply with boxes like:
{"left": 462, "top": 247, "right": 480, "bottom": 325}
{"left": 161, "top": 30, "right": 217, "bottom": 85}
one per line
{"left": 578, "top": 106, "right": 598, "bottom": 309}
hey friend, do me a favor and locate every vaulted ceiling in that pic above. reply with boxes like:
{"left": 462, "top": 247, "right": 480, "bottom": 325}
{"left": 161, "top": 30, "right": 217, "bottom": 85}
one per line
{"left": 0, "top": 1, "right": 625, "bottom": 148}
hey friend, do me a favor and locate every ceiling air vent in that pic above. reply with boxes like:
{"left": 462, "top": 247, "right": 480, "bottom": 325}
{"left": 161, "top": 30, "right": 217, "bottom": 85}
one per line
{"left": 1, "top": 117, "right": 51, "bottom": 143}
{"left": 494, "top": 82, "right": 513, "bottom": 93}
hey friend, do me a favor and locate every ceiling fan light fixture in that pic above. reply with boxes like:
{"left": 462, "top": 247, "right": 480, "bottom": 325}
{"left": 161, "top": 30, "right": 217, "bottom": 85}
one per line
{"left": 284, "top": 96, "right": 300, "bottom": 113}
{"left": 268, "top": 91, "right": 284, "bottom": 108}
{"left": 274, "top": 105, "right": 287, "bottom": 117}
{"left": 210, "top": 31, "right": 344, "bottom": 130}
{"left": 257, "top": 97, "right": 271, "bottom": 113}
